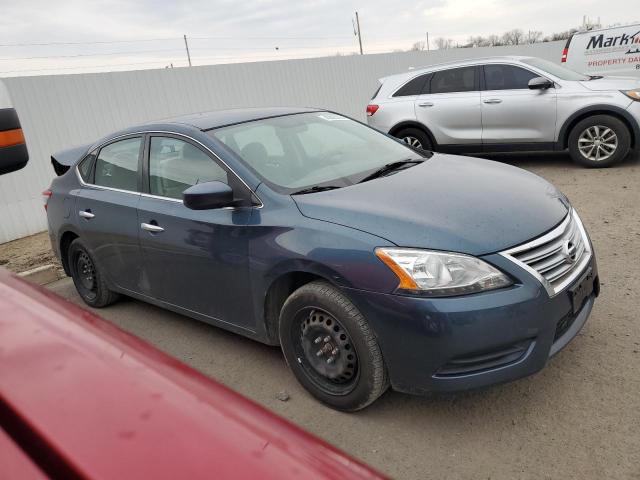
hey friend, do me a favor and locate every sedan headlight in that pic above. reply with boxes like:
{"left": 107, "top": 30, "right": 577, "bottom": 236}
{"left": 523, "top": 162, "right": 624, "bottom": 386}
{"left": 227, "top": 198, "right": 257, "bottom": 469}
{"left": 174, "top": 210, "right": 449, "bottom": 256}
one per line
{"left": 375, "top": 247, "right": 512, "bottom": 296}
{"left": 622, "top": 89, "right": 640, "bottom": 101}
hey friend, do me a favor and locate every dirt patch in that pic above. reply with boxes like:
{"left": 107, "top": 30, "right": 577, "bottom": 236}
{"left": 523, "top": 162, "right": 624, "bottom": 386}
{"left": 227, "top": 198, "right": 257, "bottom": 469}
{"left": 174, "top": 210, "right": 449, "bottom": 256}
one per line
{"left": 0, "top": 231, "right": 64, "bottom": 276}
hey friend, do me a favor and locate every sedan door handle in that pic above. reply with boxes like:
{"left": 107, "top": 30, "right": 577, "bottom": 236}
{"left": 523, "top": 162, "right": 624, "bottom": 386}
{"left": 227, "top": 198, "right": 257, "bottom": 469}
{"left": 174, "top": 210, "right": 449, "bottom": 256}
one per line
{"left": 483, "top": 98, "right": 503, "bottom": 104}
{"left": 79, "top": 210, "right": 95, "bottom": 219}
{"left": 417, "top": 102, "right": 434, "bottom": 107}
{"left": 141, "top": 222, "right": 164, "bottom": 233}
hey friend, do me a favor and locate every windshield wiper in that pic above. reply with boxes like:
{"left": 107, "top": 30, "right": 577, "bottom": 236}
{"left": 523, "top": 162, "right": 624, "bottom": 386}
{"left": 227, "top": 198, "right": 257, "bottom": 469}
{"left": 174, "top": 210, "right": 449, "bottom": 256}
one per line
{"left": 291, "top": 185, "right": 343, "bottom": 195}
{"left": 358, "top": 159, "right": 424, "bottom": 183}
{"left": 588, "top": 75, "right": 603, "bottom": 80}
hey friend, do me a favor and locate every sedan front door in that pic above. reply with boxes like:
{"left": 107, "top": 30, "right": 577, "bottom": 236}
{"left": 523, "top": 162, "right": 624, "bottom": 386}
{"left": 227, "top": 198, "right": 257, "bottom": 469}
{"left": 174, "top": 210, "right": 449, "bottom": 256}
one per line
{"left": 414, "top": 66, "right": 482, "bottom": 147}
{"left": 480, "top": 64, "right": 557, "bottom": 144}
{"left": 137, "top": 135, "right": 256, "bottom": 331}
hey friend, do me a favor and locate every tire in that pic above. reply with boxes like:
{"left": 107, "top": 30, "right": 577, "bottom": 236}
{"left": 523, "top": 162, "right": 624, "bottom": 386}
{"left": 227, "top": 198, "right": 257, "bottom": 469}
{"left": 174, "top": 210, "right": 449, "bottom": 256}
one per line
{"left": 395, "top": 127, "right": 433, "bottom": 152}
{"left": 279, "top": 281, "right": 388, "bottom": 411}
{"left": 68, "top": 238, "right": 119, "bottom": 308}
{"left": 568, "top": 115, "right": 631, "bottom": 167}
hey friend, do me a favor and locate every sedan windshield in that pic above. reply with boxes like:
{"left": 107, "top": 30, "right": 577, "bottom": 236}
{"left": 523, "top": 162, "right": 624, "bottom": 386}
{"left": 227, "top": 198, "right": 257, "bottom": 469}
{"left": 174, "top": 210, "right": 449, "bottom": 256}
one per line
{"left": 208, "top": 112, "right": 425, "bottom": 192}
{"left": 521, "top": 57, "right": 589, "bottom": 81}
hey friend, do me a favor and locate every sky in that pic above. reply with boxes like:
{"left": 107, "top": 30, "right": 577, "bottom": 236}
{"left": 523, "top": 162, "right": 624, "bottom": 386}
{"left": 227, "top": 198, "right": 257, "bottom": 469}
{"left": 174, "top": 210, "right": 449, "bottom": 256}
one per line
{"left": 0, "top": 0, "right": 637, "bottom": 77}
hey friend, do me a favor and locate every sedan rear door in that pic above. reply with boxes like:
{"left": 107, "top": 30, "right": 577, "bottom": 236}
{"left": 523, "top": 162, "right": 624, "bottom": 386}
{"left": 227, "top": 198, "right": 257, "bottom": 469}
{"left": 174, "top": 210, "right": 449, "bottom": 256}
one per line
{"left": 75, "top": 136, "right": 144, "bottom": 293}
{"left": 414, "top": 66, "right": 482, "bottom": 147}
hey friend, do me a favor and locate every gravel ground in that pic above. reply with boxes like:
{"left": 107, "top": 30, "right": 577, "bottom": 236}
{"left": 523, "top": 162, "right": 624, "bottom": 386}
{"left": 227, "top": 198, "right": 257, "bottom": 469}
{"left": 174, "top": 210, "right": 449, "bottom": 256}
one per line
{"left": 0, "top": 231, "right": 62, "bottom": 275}
{"left": 31, "top": 151, "right": 640, "bottom": 479}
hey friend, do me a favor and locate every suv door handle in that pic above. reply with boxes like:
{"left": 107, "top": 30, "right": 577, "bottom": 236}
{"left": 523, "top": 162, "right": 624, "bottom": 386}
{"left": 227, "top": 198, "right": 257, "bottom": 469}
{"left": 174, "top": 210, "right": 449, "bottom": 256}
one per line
{"left": 483, "top": 99, "right": 502, "bottom": 104}
{"left": 141, "top": 222, "right": 164, "bottom": 233}
{"left": 417, "top": 102, "right": 434, "bottom": 107}
{"left": 79, "top": 210, "right": 95, "bottom": 219}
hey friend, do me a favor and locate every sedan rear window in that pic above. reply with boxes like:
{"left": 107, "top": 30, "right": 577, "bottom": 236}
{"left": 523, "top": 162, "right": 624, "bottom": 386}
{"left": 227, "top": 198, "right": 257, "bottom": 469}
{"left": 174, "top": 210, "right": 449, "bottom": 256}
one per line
{"left": 94, "top": 138, "right": 141, "bottom": 191}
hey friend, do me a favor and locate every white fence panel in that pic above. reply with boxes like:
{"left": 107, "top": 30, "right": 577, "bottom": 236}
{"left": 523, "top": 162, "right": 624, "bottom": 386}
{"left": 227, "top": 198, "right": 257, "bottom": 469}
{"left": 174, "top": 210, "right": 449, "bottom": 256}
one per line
{"left": 0, "top": 41, "right": 563, "bottom": 243}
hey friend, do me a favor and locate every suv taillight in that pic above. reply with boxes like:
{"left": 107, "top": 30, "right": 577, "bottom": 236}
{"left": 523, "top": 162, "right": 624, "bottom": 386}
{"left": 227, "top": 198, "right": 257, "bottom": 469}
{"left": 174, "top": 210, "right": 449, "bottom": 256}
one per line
{"left": 366, "top": 104, "right": 379, "bottom": 116}
{"left": 561, "top": 47, "right": 568, "bottom": 63}
{"left": 42, "top": 189, "right": 52, "bottom": 211}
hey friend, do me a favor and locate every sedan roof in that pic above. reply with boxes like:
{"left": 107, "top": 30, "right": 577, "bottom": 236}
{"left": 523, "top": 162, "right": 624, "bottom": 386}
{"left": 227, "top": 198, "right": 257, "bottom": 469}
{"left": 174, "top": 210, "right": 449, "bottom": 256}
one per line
{"left": 156, "top": 107, "right": 323, "bottom": 131}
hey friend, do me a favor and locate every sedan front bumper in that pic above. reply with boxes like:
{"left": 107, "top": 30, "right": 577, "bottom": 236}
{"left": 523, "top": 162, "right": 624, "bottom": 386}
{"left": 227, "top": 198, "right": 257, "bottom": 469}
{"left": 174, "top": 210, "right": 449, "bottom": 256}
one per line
{"left": 342, "top": 254, "right": 599, "bottom": 395}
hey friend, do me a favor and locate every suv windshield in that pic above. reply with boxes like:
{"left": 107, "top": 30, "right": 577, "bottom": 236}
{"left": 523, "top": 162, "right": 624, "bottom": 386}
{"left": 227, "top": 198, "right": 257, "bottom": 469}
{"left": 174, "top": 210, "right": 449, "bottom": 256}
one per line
{"left": 521, "top": 58, "right": 589, "bottom": 81}
{"left": 208, "top": 112, "right": 424, "bottom": 192}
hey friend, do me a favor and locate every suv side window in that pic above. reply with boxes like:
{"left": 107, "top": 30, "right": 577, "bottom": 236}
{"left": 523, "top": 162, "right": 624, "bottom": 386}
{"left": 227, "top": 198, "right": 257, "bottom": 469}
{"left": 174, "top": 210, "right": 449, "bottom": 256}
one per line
{"left": 393, "top": 74, "right": 431, "bottom": 97}
{"left": 149, "top": 136, "right": 228, "bottom": 200}
{"left": 94, "top": 138, "right": 142, "bottom": 191}
{"left": 484, "top": 65, "right": 539, "bottom": 90}
{"left": 430, "top": 67, "right": 477, "bottom": 94}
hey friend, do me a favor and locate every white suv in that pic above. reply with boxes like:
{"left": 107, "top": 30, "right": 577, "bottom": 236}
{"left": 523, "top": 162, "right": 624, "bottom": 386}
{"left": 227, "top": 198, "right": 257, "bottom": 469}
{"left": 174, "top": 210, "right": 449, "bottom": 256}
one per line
{"left": 366, "top": 56, "right": 640, "bottom": 167}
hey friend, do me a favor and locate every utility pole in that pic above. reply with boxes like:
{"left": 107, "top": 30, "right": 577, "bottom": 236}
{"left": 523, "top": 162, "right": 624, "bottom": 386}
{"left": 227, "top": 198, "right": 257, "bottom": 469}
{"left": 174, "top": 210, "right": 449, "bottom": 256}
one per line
{"left": 425, "top": 32, "right": 430, "bottom": 51}
{"left": 355, "top": 12, "right": 363, "bottom": 55}
{"left": 183, "top": 34, "right": 192, "bottom": 66}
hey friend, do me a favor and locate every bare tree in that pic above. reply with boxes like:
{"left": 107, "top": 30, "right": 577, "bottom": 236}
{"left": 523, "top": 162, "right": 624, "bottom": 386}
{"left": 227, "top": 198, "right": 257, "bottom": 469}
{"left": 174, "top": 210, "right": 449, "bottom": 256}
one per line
{"left": 502, "top": 29, "right": 525, "bottom": 45}
{"left": 486, "top": 34, "right": 502, "bottom": 46}
{"left": 411, "top": 41, "right": 426, "bottom": 51}
{"left": 434, "top": 37, "right": 454, "bottom": 50}
{"left": 526, "top": 30, "right": 543, "bottom": 44}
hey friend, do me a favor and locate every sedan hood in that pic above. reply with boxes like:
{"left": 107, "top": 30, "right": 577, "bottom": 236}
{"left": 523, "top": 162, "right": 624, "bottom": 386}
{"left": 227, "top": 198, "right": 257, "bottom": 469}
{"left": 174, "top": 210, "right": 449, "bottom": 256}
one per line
{"left": 292, "top": 155, "right": 569, "bottom": 256}
{"left": 580, "top": 76, "right": 640, "bottom": 91}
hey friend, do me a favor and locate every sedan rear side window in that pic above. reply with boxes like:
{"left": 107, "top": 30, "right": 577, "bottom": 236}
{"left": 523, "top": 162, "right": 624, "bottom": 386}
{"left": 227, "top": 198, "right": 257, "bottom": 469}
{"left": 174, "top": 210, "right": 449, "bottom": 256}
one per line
{"left": 77, "top": 150, "right": 97, "bottom": 182}
{"left": 393, "top": 74, "right": 431, "bottom": 97}
{"left": 484, "top": 65, "right": 539, "bottom": 90}
{"left": 149, "top": 137, "right": 228, "bottom": 200}
{"left": 94, "top": 138, "right": 141, "bottom": 191}
{"left": 430, "top": 67, "right": 476, "bottom": 94}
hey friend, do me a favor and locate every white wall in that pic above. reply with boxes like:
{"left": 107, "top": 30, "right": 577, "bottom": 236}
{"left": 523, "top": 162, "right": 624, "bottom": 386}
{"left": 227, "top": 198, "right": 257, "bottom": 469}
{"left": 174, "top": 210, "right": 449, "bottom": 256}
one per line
{"left": 0, "top": 41, "right": 564, "bottom": 243}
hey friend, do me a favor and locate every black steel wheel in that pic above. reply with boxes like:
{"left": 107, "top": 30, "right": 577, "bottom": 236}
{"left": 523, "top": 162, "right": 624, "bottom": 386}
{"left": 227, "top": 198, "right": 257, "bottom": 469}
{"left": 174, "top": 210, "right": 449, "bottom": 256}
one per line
{"left": 295, "top": 308, "right": 359, "bottom": 395}
{"left": 279, "top": 281, "right": 388, "bottom": 411}
{"left": 68, "top": 238, "right": 119, "bottom": 308}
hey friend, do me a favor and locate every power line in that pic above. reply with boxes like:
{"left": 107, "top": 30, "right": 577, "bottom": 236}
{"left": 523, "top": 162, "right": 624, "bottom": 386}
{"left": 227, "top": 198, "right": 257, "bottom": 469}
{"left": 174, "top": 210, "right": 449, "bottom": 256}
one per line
{"left": 0, "top": 35, "right": 355, "bottom": 48}
{"left": 0, "top": 48, "right": 185, "bottom": 61}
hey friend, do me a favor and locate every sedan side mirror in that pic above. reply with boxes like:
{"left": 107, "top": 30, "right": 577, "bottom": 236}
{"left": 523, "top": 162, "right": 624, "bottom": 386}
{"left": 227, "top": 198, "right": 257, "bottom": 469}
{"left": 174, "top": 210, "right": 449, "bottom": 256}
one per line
{"left": 528, "top": 77, "right": 554, "bottom": 90}
{"left": 183, "top": 181, "right": 234, "bottom": 210}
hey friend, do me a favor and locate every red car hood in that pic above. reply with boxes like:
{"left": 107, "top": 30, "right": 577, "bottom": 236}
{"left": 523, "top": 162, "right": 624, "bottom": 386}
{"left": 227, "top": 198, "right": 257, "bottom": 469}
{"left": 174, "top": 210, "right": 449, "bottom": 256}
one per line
{"left": 0, "top": 269, "right": 385, "bottom": 480}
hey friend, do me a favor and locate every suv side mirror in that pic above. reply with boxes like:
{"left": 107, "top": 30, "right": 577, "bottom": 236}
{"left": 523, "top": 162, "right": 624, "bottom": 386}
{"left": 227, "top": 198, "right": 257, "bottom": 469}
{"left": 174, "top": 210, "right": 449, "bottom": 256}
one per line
{"left": 528, "top": 77, "right": 554, "bottom": 90}
{"left": 183, "top": 181, "right": 234, "bottom": 210}
{"left": 0, "top": 108, "right": 29, "bottom": 175}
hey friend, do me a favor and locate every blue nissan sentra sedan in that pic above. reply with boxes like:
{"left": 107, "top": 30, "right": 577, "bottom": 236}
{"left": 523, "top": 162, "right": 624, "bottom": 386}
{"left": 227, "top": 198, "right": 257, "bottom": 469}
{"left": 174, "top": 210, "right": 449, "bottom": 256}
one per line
{"left": 46, "top": 107, "right": 599, "bottom": 411}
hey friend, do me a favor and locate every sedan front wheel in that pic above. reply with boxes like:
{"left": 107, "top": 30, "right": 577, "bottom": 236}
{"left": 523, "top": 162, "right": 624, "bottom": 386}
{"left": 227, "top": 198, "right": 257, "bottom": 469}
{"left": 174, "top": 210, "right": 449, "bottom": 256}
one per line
{"left": 279, "top": 281, "right": 388, "bottom": 411}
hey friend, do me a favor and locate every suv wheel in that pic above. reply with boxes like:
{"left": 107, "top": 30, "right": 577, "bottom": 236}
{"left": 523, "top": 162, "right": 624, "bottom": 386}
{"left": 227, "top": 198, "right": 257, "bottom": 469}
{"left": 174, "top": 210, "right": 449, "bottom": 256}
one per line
{"left": 68, "top": 238, "right": 119, "bottom": 308}
{"left": 279, "top": 281, "right": 388, "bottom": 411}
{"left": 395, "top": 127, "right": 433, "bottom": 151}
{"left": 568, "top": 115, "right": 631, "bottom": 167}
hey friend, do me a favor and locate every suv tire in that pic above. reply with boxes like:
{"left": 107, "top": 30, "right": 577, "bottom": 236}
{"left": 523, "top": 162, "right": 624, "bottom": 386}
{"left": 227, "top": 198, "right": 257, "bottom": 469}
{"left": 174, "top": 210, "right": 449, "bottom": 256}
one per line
{"left": 279, "top": 281, "right": 388, "bottom": 411}
{"left": 568, "top": 115, "right": 631, "bottom": 167}
{"left": 68, "top": 238, "right": 119, "bottom": 308}
{"left": 395, "top": 127, "right": 433, "bottom": 151}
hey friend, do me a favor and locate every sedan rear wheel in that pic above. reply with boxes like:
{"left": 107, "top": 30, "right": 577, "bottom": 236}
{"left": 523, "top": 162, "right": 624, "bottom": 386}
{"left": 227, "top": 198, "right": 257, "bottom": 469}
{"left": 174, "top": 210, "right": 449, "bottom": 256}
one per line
{"left": 68, "top": 238, "right": 119, "bottom": 308}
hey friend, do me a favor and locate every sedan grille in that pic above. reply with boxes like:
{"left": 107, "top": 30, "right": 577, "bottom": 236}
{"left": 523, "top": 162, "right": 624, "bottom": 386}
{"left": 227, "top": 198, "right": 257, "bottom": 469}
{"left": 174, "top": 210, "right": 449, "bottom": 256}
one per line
{"left": 501, "top": 210, "right": 591, "bottom": 296}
